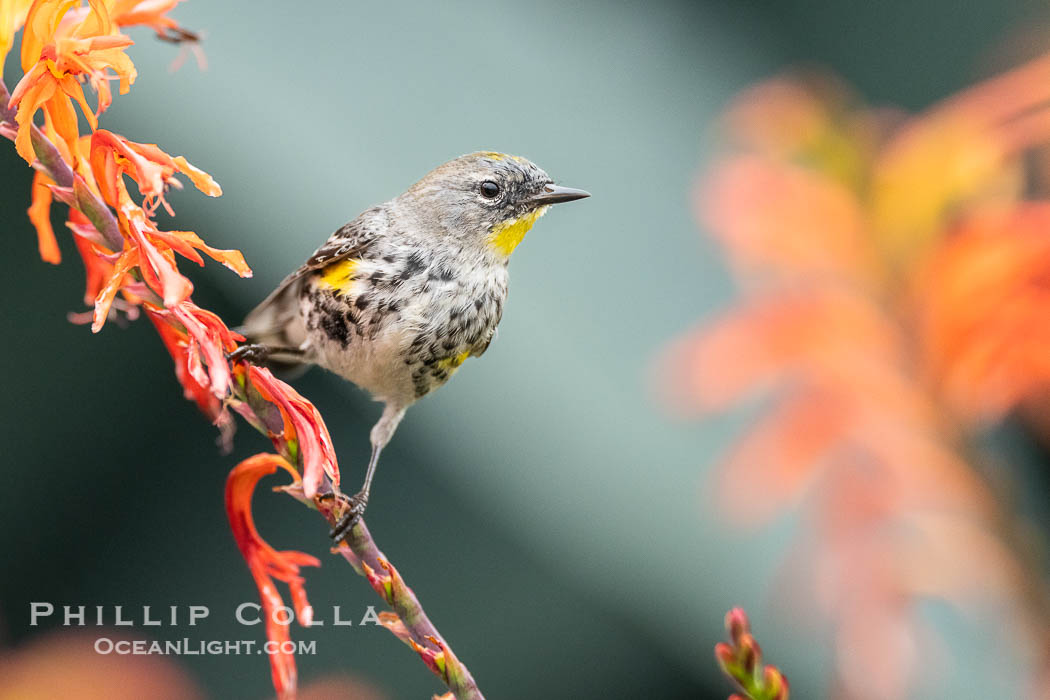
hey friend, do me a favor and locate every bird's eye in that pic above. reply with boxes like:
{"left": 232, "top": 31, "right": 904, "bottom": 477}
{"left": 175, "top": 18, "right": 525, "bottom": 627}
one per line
{"left": 480, "top": 181, "right": 500, "bottom": 199}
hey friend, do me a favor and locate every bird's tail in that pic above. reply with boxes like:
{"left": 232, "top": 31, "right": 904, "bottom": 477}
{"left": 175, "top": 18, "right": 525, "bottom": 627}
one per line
{"left": 237, "top": 277, "right": 311, "bottom": 376}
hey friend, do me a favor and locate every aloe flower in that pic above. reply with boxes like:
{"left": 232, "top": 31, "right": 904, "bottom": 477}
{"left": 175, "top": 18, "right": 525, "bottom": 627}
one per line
{"left": 0, "top": 2, "right": 485, "bottom": 696}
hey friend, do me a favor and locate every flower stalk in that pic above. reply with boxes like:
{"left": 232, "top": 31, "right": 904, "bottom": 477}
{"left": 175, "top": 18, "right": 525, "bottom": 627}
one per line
{"left": 321, "top": 508, "right": 484, "bottom": 699}
{"left": 0, "top": 3, "right": 484, "bottom": 697}
{"left": 227, "top": 366, "right": 486, "bottom": 700}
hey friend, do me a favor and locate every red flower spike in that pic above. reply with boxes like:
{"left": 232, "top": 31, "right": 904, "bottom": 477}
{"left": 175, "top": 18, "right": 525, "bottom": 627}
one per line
{"left": 225, "top": 454, "right": 320, "bottom": 700}
{"left": 28, "top": 170, "right": 60, "bottom": 263}
{"left": 245, "top": 366, "right": 340, "bottom": 499}
{"left": 714, "top": 607, "right": 789, "bottom": 700}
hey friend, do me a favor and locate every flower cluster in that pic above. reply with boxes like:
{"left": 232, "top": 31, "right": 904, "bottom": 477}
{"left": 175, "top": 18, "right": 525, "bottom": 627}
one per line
{"left": 666, "top": 64, "right": 1050, "bottom": 697}
{"left": 714, "top": 608, "right": 789, "bottom": 700}
{"left": 1, "top": 2, "right": 478, "bottom": 698}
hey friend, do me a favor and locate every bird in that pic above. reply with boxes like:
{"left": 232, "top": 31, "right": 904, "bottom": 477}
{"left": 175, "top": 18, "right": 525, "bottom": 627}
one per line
{"left": 234, "top": 151, "right": 589, "bottom": 540}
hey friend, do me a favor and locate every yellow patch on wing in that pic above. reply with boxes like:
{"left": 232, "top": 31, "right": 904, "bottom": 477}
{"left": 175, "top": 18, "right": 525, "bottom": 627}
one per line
{"left": 318, "top": 258, "right": 358, "bottom": 294}
{"left": 436, "top": 351, "right": 471, "bottom": 372}
{"left": 487, "top": 206, "right": 549, "bottom": 257}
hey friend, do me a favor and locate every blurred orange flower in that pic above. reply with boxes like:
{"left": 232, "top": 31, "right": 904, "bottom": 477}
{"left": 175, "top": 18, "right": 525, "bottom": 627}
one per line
{"left": 0, "top": 630, "right": 203, "bottom": 700}
{"left": 0, "top": 0, "right": 32, "bottom": 68}
{"left": 665, "top": 58, "right": 1050, "bottom": 698}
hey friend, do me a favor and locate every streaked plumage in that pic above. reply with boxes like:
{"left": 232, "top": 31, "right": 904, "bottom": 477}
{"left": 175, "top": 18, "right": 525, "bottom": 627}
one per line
{"left": 239, "top": 152, "right": 589, "bottom": 537}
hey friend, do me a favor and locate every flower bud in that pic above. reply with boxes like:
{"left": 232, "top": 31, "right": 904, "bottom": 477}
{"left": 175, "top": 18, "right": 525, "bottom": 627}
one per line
{"left": 764, "top": 666, "right": 789, "bottom": 700}
{"left": 714, "top": 641, "right": 736, "bottom": 672}
{"left": 738, "top": 632, "right": 761, "bottom": 674}
{"left": 725, "top": 607, "right": 750, "bottom": 645}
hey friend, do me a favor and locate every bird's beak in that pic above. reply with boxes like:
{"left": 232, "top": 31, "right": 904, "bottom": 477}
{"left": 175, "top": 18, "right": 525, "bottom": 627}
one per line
{"left": 530, "top": 184, "right": 591, "bottom": 206}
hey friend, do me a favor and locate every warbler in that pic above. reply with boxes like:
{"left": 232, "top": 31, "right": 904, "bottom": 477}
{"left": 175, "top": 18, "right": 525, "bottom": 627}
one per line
{"left": 236, "top": 152, "right": 589, "bottom": 539}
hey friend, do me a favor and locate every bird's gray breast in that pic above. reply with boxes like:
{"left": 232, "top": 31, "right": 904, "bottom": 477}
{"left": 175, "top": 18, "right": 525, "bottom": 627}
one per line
{"left": 300, "top": 240, "right": 507, "bottom": 403}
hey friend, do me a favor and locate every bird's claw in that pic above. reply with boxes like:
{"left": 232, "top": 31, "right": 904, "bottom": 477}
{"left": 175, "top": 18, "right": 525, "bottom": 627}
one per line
{"left": 328, "top": 492, "right": 368, "bottom": 541}
{"left": 226, "top": 343, "right": 269, "bottom": 365}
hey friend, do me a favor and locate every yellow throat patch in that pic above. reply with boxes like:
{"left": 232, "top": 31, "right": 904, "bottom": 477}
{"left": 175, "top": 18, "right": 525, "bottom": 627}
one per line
{"left": 487, "top": 206, "right": 548, "bottom": 257}
{"left": 318, "top": 259, "right": 358, "bottom": 293}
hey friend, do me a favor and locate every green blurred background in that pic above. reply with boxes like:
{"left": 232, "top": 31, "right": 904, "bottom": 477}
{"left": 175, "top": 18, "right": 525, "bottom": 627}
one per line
{"left": 2, "top": 0, "right": 1048, "bottom": 697}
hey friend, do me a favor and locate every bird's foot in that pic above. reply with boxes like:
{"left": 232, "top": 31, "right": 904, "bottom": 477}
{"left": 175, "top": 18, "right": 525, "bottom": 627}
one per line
{"left": 328, "top": 491, "right": 368, "bottom": 541}
{"left": 226, "top": 343, "right": 272, "bottom": 365}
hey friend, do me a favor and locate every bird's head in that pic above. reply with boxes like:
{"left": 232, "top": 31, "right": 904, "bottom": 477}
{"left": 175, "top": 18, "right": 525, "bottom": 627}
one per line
{"left": 400, "top": 151, "right": 589, "bottom": 259}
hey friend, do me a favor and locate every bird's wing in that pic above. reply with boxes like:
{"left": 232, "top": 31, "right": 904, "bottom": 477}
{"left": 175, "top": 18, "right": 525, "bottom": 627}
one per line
{"left": 240, "top": 212, "right": 382, "bottom": 346}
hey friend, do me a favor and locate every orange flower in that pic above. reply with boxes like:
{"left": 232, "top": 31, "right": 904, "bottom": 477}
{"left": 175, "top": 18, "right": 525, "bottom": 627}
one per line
{"left": 116, "top": 193, "right": 192, "bottom": 306}
{"left": 0, "top": 0, "right": 33, "bottom": 70}
{"left": 10, "top": 0, "right": 136, "bottom": 164}
{"left": 69, "top": 210, "right": 107, "bottom": 303}
{"left": 917, "top": 203, "right": 1050, "bottom": 424}
{"left": 27, "top": 169, "right": 60, "bottom": 262}
{"left": 90, "top": 129, "right": 222, "bottom": 211}
{"left": 172, "top": 301, "right": 241, "bottom": 396}
{"left": 90, "top": 243, "right": 137, "bottom": 330}
{"left": 147, "top": 307, "right": 221, "bottom": 419}
{"left": 149, "top": 228, "right": 250, "bottom": 277}
{"left": 146, "top": 300, "right": 242, "bottom": 424}
{"left": 246, "top": 366, "right": 340, "bottom": 500}
{"left": 111, "top": 0, "right": 181, "bottom": 34}
{"left": 225, "top": 454, "right": 320, "bottom": 700}
{"left": 665, "top": 65, "right": 1050, "bottom": 697}
{"left": 698, "top": 155, "right": 876, "bottom": 285}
